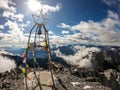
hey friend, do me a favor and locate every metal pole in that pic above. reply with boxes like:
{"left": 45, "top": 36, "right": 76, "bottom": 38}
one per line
{"left": 43, "top": 24, "right": 56, "bottom": 89}
{"left": 33, "top": 24, "right": 42, "bottom": 90}
{"left": 25, "top": 24, "right": 36, "bottom": 90}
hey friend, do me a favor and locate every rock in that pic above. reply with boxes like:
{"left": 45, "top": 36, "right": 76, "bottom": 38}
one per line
{"left": 92, "top": 49, "right": 120, "bottom": 71}
{"left": 0, "top": 47, "right": 120, "bottom": 90}
{"left": 14, "top": 67, "right": 22, "bottom": 74}
{"left": 85, "top": 77, "right": 99, "bottom": 82}
{"left": 99, "top": 69, "right": 120, "bottom": 90}
{"left": 0, "top": 67, "right": 24, "bottom": 90}
{"left": 72, "top": 68, "right": 99, "bottom": 78}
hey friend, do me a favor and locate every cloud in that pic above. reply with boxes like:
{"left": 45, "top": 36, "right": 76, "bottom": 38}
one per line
{"left": 2, "top": 10, "right": 15, "bottom": 18}
{"left": 49, "top": 35, "right": 66, "bottom": 45}
{"left": 49, "top": 31, "right": 55, "bottom": 35}
{"left": 57, "top": 11, "right": 120, "bottom": 46}
{"left": 0, "top": 0, "right": 16, "bottom": 12}
{"left": 14, "top": 14, "right": 24, "bottom": 22}
{"left": 102, "top": 0, "right": 120, "bottom": 6}
{"left": 43, "top": 3, "right": 61, "bottom": 13}
{"left": 62, "top": 30, "right": 69, "bottom": 34}
{"left": 0, "top": 19, "right": 28, "bottom": 43}
{"left": 2, "top": 10, "right": 24, "bottom": 22}
{"left": 0, "top": 48, "right": 14, "bottom": 55}
{"left": 0, "top": 54, "right": 16, "bottom": 72}
{"left": 55, "top": 46, "right": 101, "bottom": 68}
{"left": 0, "top": 0, "right": 30, "bottom": 45}
{"left": 0, "top": 0, "right": 9, "bottom": 9}
{"left": 27, "top": 0, "right": 61, "bottom": 14}
{"left": 102, "top": 0, "right": 120, "bottom": 15}
{"left": 0, "top": 25, "right": 4, "bottom": 30}
{"left": 0, "top": 0, "right": 61, "bottom": 46}
{"left": 57, "top": 23, "right": 70, "bottom": 28}
{"left": 4, "top": 20, "right": 26, "bottom": 41}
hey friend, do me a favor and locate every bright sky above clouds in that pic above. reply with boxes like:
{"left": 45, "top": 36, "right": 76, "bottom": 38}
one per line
{"left": 0, "top": 0, "right": 120, "bottom": 46}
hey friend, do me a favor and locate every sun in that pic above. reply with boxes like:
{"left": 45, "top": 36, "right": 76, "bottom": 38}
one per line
{"left": 27, "top": 0, "right": 42, "bottom": 12}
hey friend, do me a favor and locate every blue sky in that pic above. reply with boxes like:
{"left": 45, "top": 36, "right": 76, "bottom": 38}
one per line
{"left": 0, "top": 0, "right": 120, "bottom": 46}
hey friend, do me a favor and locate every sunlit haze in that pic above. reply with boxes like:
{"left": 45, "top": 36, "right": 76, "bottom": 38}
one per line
{"left": 27, "top": 0, "right": 42, "bottom": 12}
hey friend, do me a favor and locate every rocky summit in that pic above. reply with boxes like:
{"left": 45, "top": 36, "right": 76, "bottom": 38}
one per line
{"left": 0, "top": 65, "right": 120, "bottom": 90}
{"left": 0, "top": 47, "right": 120, "bottom": 90}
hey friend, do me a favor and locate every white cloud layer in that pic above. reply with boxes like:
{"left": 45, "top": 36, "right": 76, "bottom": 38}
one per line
{"left": 57, "top": 11, "right": 120, "bottom": 46}
{"left": 43, "top": 3, "right": 61, "bottom": 13}
{"left": 102, "top": 0, "right": 120, "bottom": 6}
{"left": 62, "top": 30, "right": 69, "bottom": 34}
{"left": 27, "top": 0, "right": 61, "bottom": 14}
{"left": 0, "top": 0, "right": 61, "bottom": 46}
{"left": 102, "top": 0, "right": 120, "bottom": 15}
{"left": 55, "top": 46, "right": 101, "bottom": 68}
{"left": 0, "top": 0, "right": 29, "bottom": 45}
{"left": 0, "top": 25, "right": 4, "bottom": 30}
{"left": 0, "top": 54, "right": 16, "bottom": 72}
{"left": 57, "top": 23, "right": 70, "bottom": 28}
{"left": 49, "top": 31, "right": 55, "bottom": 35}
{"left": 0, "top": 0, "right": 16, "bottom": 11}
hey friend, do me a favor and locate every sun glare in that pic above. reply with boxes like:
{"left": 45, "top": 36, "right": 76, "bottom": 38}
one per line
{"left": 27, "top": 0, "right": 41, "bottom": 12}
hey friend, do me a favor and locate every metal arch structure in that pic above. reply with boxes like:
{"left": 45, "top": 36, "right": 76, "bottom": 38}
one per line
{"left": 22, "top": 10, "right": 56, "bottom": 90}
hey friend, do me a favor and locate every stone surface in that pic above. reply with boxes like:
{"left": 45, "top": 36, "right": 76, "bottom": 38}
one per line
{"left": 24, "top": 71, "right": 56, "bottom": 90}
{"left": 0, "top": 66, "right": 120, "bottom": 90}
{"left": 0, "top": 47, "right": 120, "bottom": 90}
